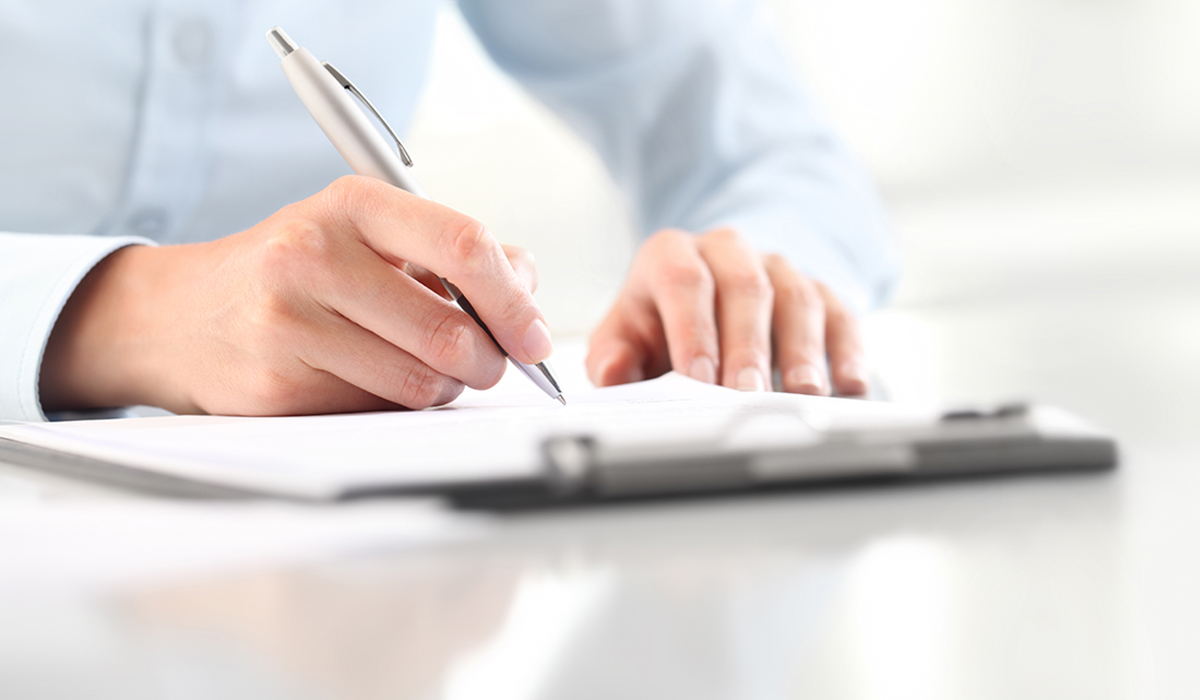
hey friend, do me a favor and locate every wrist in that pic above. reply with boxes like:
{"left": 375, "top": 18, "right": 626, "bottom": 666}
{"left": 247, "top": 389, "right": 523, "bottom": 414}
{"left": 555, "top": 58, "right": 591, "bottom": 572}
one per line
{"left": 39, "top": 245, "right": 165, "bottom": 412}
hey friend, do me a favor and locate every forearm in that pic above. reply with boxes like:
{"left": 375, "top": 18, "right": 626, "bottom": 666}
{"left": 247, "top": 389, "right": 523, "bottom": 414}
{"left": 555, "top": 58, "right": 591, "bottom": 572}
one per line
{"left": 460, "top": 0, "right": 899, "bottom": 313}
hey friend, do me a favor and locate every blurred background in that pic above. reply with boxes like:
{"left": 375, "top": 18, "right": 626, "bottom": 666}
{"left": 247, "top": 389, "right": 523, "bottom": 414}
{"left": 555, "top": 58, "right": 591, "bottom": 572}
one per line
{"left": 405, "top": 0, "right": 1200, "bottom": 408}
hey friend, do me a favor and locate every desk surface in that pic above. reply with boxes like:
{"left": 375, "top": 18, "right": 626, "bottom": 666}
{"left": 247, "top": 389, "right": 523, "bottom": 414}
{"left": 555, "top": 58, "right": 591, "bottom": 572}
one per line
{"left": 2, "top": 274, "right": 1197, "bottom": 700}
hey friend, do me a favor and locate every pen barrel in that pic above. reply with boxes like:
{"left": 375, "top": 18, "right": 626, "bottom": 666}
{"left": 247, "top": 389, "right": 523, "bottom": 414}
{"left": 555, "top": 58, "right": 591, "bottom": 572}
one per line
{"left": 512, "top": 360, "right": 563, "bottom": 399}
{"left": 452, "top": 293, "right": 504, "bottom": 355}
{"left": 454, "top": 291, "right": 562, "bottom": 399}
{"left": 280, "top": 47, "right": 428, "bottom": 198}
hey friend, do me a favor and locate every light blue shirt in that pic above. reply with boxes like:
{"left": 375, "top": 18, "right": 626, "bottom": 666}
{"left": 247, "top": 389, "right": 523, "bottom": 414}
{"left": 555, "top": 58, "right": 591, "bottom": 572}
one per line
{"left": 0, "top": 0, "right": 899, "bottom": 422}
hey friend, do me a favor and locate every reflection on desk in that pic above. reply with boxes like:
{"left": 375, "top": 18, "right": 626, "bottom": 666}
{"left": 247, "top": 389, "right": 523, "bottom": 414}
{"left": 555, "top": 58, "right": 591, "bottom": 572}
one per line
{"left": 39, "top": 473, "right": 1116, "bottom": 700}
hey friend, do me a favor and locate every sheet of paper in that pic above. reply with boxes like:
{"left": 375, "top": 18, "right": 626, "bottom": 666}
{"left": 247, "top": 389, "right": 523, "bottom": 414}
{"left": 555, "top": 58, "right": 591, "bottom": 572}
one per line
{"left": 0, "top": 374, "right": 926, "bottom": 499}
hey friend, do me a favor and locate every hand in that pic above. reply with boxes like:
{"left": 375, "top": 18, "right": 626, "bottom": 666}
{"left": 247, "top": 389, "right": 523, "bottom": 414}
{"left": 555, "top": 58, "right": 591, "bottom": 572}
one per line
{"left": 586, "top": 228, "right": 868, "bottom": 396}
{"left": 40, "top": 176, "right": 550, "bottom": 415}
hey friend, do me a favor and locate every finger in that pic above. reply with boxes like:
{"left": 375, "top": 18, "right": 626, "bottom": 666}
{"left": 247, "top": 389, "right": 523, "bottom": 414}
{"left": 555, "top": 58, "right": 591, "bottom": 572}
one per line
{"left": 586, "top": 335, "right": 646, "bottom": 387}
{"left": 696, "top": 229, "right": 772, "bottom": 391}
{"left": 400, "top": 245, "right": 535, "bottom": 299}
{"left": 817, "top": 283, "right": 869, "bottom": 397}
{"left": 762, "top": 254, "right": 829, "bottom": 396}
{"left": 317, "top": 176, "right": 552, "bottom": 365}
{"left": 585, "top": 297, "right": 662, "bottom": 386}
{"left": 502, "top": 245, "right": 538, "bottom": 294}
{"left": 299, "top": 312, "right": 465, "bottom": 410}
{"left": 267, "top": 224, "right": 507, "bottom": 390}
{"left": 639, "top": 230, "right": 719, "bottom": 384}
{"left": 334, "top": 260, "right": 507, "bottom": 391}
{"left": 400, "top": 262, "right": 451, "bottom": 299}
{"left": 228, "top": 367, "right": 403, "bottom": 417}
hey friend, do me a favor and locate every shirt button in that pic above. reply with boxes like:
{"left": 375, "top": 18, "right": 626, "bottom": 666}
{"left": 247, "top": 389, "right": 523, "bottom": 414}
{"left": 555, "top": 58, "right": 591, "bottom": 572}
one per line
{"left": 126, "top": 207, "right": 170, "bottom": 237}
{"left": 172, "top": 18, "right": 212, "bottom": 69}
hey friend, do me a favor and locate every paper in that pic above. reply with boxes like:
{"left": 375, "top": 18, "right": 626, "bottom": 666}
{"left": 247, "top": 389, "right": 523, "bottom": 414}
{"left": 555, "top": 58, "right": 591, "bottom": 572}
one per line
{"left": 0, "top": 374, "right": 924, "bottom": 500}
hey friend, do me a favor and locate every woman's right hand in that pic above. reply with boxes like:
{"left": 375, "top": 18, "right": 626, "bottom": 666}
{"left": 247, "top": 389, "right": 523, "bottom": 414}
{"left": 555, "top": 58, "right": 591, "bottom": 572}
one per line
{"left": 39, "top": 175, "right": 550, "bottom": 416}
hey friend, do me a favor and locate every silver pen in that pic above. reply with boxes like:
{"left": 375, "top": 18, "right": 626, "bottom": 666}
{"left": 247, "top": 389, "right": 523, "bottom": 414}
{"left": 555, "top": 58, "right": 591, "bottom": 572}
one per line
{"left": 267, "top": 26, "right": 564, "bottom": 405}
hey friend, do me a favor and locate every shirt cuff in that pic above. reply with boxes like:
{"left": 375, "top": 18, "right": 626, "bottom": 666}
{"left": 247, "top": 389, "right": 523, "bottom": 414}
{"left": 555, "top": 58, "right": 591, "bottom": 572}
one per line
{"left": 0, "top": 233, "right": 154, "bottom": 422}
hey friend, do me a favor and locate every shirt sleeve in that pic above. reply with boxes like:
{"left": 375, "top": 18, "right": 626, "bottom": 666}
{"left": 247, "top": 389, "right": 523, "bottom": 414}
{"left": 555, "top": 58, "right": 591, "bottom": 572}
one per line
{"left": 456, "top": 0, "right": 900, "bottom": 314}
{"left": 0, "top": 233, "right": 152, "bottom": 422}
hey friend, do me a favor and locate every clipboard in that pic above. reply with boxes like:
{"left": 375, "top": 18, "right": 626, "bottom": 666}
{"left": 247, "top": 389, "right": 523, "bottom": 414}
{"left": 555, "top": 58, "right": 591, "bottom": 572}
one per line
{"left": 0, "top": 376, "right": 1116, "bottom": 508}
{"left": 446, "top": 403, "right": 1116, "bottom": 508}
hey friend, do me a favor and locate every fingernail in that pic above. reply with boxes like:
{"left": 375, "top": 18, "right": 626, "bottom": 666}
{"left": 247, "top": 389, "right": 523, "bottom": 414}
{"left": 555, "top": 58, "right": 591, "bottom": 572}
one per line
{"left": 736, "top": 367, "right": 767, "bottom": 392}
{"left": 521, "top": 319, "right": 553, "bottom": 362}
{"left": 688, "top": 356, "right": 717, "bottom": 384}
{"left": 787, "top": 364, "right": 828, "bottom": 395}
{"left": 840, "top": 360, "right": 869, "bottom": 396}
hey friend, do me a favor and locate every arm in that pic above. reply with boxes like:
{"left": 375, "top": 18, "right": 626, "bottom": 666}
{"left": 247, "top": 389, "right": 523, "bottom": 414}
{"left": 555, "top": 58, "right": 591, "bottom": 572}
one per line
{"left": 458, "top": 0, "right": 900, "bottom": 394}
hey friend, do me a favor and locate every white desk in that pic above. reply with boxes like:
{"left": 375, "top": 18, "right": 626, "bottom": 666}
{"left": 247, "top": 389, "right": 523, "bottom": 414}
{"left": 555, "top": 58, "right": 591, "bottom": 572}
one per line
{"left": 2, "top": 213, "right": 1197, "bottom": 700}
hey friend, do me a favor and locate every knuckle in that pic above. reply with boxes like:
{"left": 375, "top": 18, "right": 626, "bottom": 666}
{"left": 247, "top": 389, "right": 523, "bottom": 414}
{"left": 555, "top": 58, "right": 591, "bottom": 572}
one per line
{"left": 443, "top": 217, "right": 494, "bottom": 273}
{"left": 724, "top": 348, "right": 770, "bottom": 375}
{"left": 508, "top": 247, "right": 538, "bottom": 292}
{"left": 762, "top": 252, "right": 789, "bottom": 270}
{"left": 424, "top": 310, "right": 475, "bottom": 371}
{"left": 507, "top": 245, "right": 535, "bottom": 268}
{"left": 317, "top": 176, "right": 387, "bottom": 228}
{"left": 246, "top": 365, "right": 305, "bottom": 414}
{"left": 324, "top": 174, "right": 384, "bottom": 209}
{"left": 723, "top": 268, "right": 773, "bottom": 301}
{"left": 644, "top": 228, "right": 692, "bottom": 255}
{"left": 787, "top": 340, "right": 826, "bottom": 366}
{"left": 824, "top": 293, "right": 851, "bottom": 325}
{"left": 395, "top": 362, "right": 454, "bottom": 409}
{"left": 658, "top": 258, "right": 713, "bottom": 292}
{"left": 647, "top": 228, "right": 687, "bottom": 244}
{"left": 705, "top": 227, "right": 743, "bottom": 245}
{"left": 244, "top": 290, "right": 302, "bottom": 351}
{"left": 773, "top": 275, "right": 818, "bottom": 307}
{"left": 259, "top": 219, "right": 334, "bottom": 277}
{"left": 474, "top": 354, "right": 507, "bottom": 389}
{"left": 820, "top": 284, "right": 854, "bottom": 322}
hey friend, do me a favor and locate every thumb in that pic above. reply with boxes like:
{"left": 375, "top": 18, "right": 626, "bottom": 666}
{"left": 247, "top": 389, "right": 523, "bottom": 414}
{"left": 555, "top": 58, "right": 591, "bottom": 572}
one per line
{"left": 586, "top": 334, "right": 646, "bottom": 387}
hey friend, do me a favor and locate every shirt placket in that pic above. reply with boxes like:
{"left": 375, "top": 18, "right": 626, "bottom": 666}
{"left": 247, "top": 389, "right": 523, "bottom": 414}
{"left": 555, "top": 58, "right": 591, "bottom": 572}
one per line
{"left": 113, "top": 1, "right": 234, "bottom": 243}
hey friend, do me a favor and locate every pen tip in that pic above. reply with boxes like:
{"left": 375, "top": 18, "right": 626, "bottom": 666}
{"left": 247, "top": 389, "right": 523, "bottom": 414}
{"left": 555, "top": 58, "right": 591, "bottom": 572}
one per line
{"left": 556, "top": 395, "right": 567, "bottom": 406}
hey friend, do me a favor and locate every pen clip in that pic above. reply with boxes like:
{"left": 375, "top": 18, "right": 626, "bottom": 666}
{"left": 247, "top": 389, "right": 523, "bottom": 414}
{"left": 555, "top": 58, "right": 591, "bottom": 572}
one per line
{"left": 322, "top": 62, "right": 414, "bottom": 168}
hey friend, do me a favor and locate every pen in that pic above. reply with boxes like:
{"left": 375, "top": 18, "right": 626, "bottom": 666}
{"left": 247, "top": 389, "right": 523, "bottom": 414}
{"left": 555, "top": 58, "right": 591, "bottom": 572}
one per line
{"left": 266, "top": 26, "right": 565, "bottom": 405}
